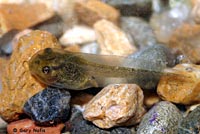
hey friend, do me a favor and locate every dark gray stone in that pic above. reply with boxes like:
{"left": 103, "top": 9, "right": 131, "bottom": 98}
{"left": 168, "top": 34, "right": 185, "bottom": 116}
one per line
{"left": 23, "top": 87, "right": 71, "bottom": 126}
{"left": 33, "top": 15, "right": 64, "bottom": 38}
{"left": 137, "top": 101, "right": 182, "bottom": 134}
{"left": 65, "top": 107, "right": 135, "bottom": 134}
{"left": 102, "top": 0, "right": 152, "bottom": 18}
{"left": 123, "top": 44, "right": 176, "bottom": 90}
{"left": 121, "top": 17, "right": 157, "bottom": 49}
{"left": 178, "top": 106, "right": 200, "bottom": 134}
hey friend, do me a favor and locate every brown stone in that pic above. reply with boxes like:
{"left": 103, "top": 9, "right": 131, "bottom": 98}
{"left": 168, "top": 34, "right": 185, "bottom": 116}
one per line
{"left": 157, "top": 64, "right": 200, "bottom": 105}
{"left": 64, "top": 44, "right": 81, "bottom": 52}
{"left": 70, "top": 92, "right": 94, "bottom": 106}
{"left": 0, "top": 3, "right": 54, "bottom": 36}
{"left": 143, "top": 91, "right": 161, "bottom": 108}
{"left": 83, "top": 84, "right": 146, "bottom": 129}
{"left": 7, "top": 119, "right": 64, "bottom": 134}
{"left": 74, "top": 0, "right": 120, "bottom": 26}
{"left": 94, "top": 19, "right": 137, "bottom": 56}
{"left": 169, "top": 24, "right": 200, "bottom": 63}
{"left": 0, "top": 30, "right": 61, "bottom": 122}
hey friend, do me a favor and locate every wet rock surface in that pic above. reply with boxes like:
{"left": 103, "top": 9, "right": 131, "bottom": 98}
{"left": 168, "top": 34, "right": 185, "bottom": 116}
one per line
{"left": 137, "top": 101, "right": 182, "bottom": 134}
{"left": 157, "top": 64, "right": 200, "bottom": 105}
{"left": 23, "top": 87, "right": 71, "bottom": 125}
{"left": 65, "top": 107, "right": 136, "bottom": 134}
{"left": 83, "top": 84, "right": 146, "bottom": 128}
{"left": 178, "top": 105, "right": 200, "bottom": 134}
{"left": 0, "top": 30, "right": 61, "bottom": 122}
{"left": 121, "top": 17, "right": 157, "bottom": 49}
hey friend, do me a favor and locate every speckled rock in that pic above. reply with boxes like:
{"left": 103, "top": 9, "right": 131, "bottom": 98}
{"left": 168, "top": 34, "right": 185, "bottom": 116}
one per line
{"left": 0, "top": 3, "right": 54, "bottom": 36}
{"left": 23, "top": 87, "right": 71, "bottom": 125}
{"left": 125, "top": 45, "right": 175, "bottom": 90}
{"left": 178, "top": 105, "right": 200, "bottom": 134}
{"left": 150, "top": 3, "right": 191, "bottom": 44}
{"left": 121, "top": 17, "right": 157, "bottom": 49}
{"left": 137, "top": 101, "right": 182, "bottom": 134}
{"left": 169, "top": 24, "right": 200, "bottom": 64}
{"left": 65, "top": 107, "right": 136, "bottom": 134}
{"left": 94, "top": 19, "right": 137, "bottom": 56}
{"left": 74, "top": 0, "right": 120, "bottom": 26}
{"left": 103, "top": 0, "right": 152, "bottom": 18}
{"left": 83, "top": 84, "right": 146, "bottom": 129}
{"left": 158, "top": 64, "right": 200, "bottom": 105}
{"left": 59, "top": 25, "right": 96, "bottom": 46}
{"left": 0, "top": 57, "right": 8, "bottom": 91}
{"left": 0, "top": 30, "right": 61, "bottom": 122}
{"left": 7, "top": 118, "right": 64, "bottom": 134}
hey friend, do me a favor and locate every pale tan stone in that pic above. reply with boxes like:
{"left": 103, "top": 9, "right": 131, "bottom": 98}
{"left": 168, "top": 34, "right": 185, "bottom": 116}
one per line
{"left": 0, "top": 3, "right": 54, "bottom": 36}
{"left": 192, "top": 0, "right": 200, "bottom": 23}
{"left": 157, "top": 64, "right": 200, "bottom": 105}
{"left": 94, "top": 19, "right": 137, "bottom": 56}
{"left": 83, "top": 84, "right": 146, "bottom": 129}
{"left": 0, "top": 30, "right": 61, "bottom": 122}
{"left": 64, "top": 44, "right": 81, "bottom": 52}
{"left": 74, "top": 0, "right": 120, "bottom": 26}
{"left": 169, "top": 24, "right": 200, "bottom": 63}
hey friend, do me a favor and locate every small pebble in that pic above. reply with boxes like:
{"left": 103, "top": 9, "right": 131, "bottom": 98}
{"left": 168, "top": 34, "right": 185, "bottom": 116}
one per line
{"left": 59, "top": 25, "right": 96, "bottom": 46}
{"left": 169, "top": 24, "right": 200, "bottom": 64}
{"left": 178, "top": 105, "right": 200, "bottom": 134}
{"left": 137, "top": 101, "right": 182, "bottom": 134}
{"left": 74, "top": 0, "right": 120, "bottom": 26}
{"left": 157, "top": 64, "right": 200, "bottom": 105}
{"left": 23, "top": 87, "right": 71, "bottom": 125}
{"left": 103, "top": 0, "right": 152, "bottom": 18}
{"left": 94, "top": 19, "right": 137, "bottom": 56}
{"left": 0, "top": 3, "right": 54, "bottom": 36}
{"left": 65, "top": 107, "right": 136, "bottom": 134}
{"left": 7, "top": 118, "right": 64, "bottom": 134}
{"left": 83, "top": 84, "right": 146, "bottom": 129}
{"left": 121, "top": 17, "right": 157, "bottom": 49}
{"left": 80, "top": 42, "right": 100, "bottom": 54}
{"left": 143, "top": 91, "right": 161, "bottom": 108}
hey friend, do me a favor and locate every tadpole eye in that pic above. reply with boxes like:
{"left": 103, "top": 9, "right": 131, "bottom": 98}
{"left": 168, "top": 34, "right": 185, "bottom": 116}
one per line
{"left": 42, "top": 66, "right": 51, "bottom": 74}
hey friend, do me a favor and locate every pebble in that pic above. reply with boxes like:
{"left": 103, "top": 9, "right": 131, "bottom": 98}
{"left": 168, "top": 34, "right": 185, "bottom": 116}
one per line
{"left": 34, "top": 15, "right": 64, "bottom": 38}
{"left": 94, "top": 19, "right": 137, "bottom": 56}
{"left": 59, "top": 25, "right": 96, "bottom": 46}
{"left": 103, "top": 0, "right": 152, "bottom": 18}
{"left": 0, "top": 3, "right": 54, "bottom": 36}
{"left": 169, "top": 24, "right": 200, "bottom": 64}
{"left": 0, "top": 30, "right": 19, "bottom": 55}
{"left": 64, "top": 44, "right": 81, "bottom": 53}
{"left": 74, "top": 0, "right": 120, "bottom": 26}
{"left": 157, "top": 64, "right": 200, "bottom": 105}
{"left": 0, "top": 30, "right": 61, "bottom": 122}
{"left": 0, "top": 57, "right": 8, "bottom": 92}
{"left": 121, "top": 17, "right": 157, "bottom": 49}
{"left": 150, "top": 2, "right": 191, "bottom": 44}
{"left": 137, "top": 101, "right": 182, "bottom": 134}
{"left": 143, "top": 91, "right": 161, "bottom": 108}
{"left": 192, "top": 0, "right": 200, "bottom": 23}
{"left": 80, "top": 42, "right": 100, "bottom": 54}
{"left": 23, "top": 87, "right": 71, "bottom": 126}
{"left": 0, "top": 117, "right": 7, "bottom": 134}
{"left": 83, "top": 84, "right": 146, "bottom": 129}
{"left": 7, "top": 118, "right": 64, "bottom": 134}
{"left": 178, "top": 105, "right": 200, "bottom": 134}
{"left": 124, "top": 45, "right": 175, "bottom": 90}
{"left": 70, "top": 92, "right": 94, "bottom": 106}
{"left": 65, "top": 107, "right": 136, "bottom": 134}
